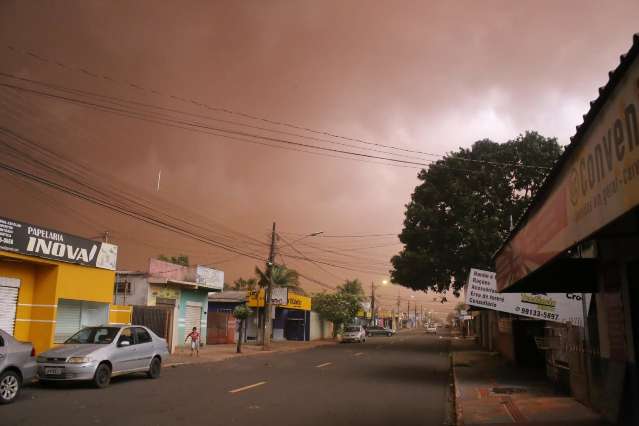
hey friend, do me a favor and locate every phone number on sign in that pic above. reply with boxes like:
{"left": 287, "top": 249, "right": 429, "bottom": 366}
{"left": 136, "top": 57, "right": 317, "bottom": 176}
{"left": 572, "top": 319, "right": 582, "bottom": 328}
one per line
{"left": 519, "top": 307, "right": 559, "bottom": 321}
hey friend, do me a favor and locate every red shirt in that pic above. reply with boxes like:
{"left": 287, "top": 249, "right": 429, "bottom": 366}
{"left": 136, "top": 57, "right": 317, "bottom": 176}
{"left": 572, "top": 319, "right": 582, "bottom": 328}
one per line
{"left": 187, "top": 331, "right": 200, "bottom": 342}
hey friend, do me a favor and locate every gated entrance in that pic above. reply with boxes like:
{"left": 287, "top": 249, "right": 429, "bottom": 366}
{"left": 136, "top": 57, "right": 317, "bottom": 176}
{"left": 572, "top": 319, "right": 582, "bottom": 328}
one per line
{"left": 207, "top": 312, "right": 236, "bottom": 344}
{"left": 132, "top": 305, "right": 174, "bottom": 349}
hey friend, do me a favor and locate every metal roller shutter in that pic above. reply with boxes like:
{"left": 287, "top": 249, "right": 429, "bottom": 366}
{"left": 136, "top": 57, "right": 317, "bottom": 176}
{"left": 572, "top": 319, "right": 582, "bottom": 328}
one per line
{"left": 54, "top": 299, "right": 82, "bottom": 343}
{"left": 0, "top": 280, "right": 19, "bottom": 335}
{"left": 184, "top": 302, "right": 202, "bottom": 337}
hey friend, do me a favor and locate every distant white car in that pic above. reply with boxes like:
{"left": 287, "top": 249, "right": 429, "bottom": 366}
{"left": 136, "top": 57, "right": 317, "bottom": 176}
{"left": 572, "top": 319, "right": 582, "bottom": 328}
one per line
{"left": 341, "top": 325, "right": 366, "bottom": 343}
{"left": 425, "top": 325, "right": 437, "bottom": 334}
{"left": 0, "top": 329, "right": 37, "bottom": 404}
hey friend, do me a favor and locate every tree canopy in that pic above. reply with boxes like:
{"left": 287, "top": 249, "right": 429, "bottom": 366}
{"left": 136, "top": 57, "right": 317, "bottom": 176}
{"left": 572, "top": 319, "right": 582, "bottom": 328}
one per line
{"left": 254, "top": 264, "right": 300, "bottom": 288}
{"left": 336, "top": 279, "right": 366, "bottom": 303}
{"left": 228, "top": 277, "right": 258, "bottom": 291}
{"left": 391, "top": 131, "right": 562, "bottom": 295}
{"left": 312, "top": 292, "right": 360, "bottom": 337}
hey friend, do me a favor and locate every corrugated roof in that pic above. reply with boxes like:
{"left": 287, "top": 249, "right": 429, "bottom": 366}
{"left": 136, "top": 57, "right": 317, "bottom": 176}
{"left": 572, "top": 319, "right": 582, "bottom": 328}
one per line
{"left": 494, "top": 33, "right": 639, "bottom": 259}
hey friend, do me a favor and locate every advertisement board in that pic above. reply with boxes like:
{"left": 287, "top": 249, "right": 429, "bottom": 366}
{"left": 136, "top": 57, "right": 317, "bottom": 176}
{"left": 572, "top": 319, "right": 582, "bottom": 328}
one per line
{"left": 195, "top": 265, "right": 224, "bottom": 290}
{"left": 495, "top": 59, "right": 639, "bottom": 291}
{"left": 465, "top": 268, "right": 589, "bottom": 325}
{"left": 247, "top": 287, "right": 289, "bottom": 307}
{"left": 0, "top": 216, "right": 117, "bottom": 270}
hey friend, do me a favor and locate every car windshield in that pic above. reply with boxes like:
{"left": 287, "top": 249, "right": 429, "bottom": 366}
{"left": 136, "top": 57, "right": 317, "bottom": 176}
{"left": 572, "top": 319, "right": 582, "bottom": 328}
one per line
{"left": 344, "top": 326, "right": 360, "bottom": 332}
{"left": 65, "top": 327, "right": 120, "bottom": 344}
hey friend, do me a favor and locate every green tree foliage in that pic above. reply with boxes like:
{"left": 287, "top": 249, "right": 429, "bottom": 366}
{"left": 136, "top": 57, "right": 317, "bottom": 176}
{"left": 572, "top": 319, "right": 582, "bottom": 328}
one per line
{"left": 232, "top": 304, "right": 252, "bottom": 353}
{"left": 336, "top": 279, "right": 366, "bottom": 303}
{"left": 312, "top": 292, "right": 360, "bottom": 337}
{"left": 229, "top": 277, "right": 258, "bottom": 291}
{"left": 254, "top": 264, "right": 300, "bottom": 288}
{"left": 157, "top": 254, "right": 189, "bottom": 266}
{"left": 391, "top": 132, "right": 562, "bottom": 295}
{"left": 232, "top": 304, "right": 251, "bottom": 320}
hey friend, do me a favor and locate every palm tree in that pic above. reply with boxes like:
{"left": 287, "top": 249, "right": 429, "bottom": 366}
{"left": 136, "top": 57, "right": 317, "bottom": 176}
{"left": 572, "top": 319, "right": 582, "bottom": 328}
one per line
{"left": 230, "top": 277, "right": 258, "bottom": 291}
{"left": 254, "top": 264, "right": 300, "bottom": 288}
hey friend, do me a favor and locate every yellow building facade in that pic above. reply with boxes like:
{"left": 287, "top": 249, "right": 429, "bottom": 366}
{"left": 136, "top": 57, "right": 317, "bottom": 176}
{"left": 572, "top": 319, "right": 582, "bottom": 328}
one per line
{"left": 0, "top": 217, "right": 130, "bottom": 353}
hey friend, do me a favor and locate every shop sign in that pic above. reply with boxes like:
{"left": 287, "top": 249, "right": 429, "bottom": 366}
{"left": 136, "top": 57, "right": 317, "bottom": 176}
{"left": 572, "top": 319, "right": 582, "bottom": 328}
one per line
{"left": 195, "top": 266, "right": 224, "bottom": 290}
{"left": 495, "top": 61, "right": 639, "bottom": 291}
{"left": 285, "top": 293, "right": 311, "bottom": 311}
{"left": 465, "top": 268, "right": 589, "bottom": 325}
{"left": 0, "top": 216, "right": 117, "bottom": 270}
{"left": 247, "top": 287, "right": 289, "bottom": 307}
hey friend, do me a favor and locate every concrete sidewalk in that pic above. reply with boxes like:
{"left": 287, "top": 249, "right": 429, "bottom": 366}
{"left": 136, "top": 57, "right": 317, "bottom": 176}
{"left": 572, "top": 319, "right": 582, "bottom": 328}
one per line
{"left": 451, "top": 339, "right": 607, "bottom": 426}
{"left": 167, "top": 339, "right": 337, "bottom": 366}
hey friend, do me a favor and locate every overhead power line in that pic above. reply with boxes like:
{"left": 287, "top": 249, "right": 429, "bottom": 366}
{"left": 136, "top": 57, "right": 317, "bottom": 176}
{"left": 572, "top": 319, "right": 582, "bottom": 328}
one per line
{"left": 0, "top": 82, "right": 433, "bottom": 169}
{"left": 2, "top": 47, "right": 553, "bottom": 170}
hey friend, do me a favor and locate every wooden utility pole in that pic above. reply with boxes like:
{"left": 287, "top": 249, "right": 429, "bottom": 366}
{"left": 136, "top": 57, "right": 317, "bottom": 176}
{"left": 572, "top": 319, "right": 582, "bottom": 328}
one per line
{"left": 397, "top": 289, "right": 401, "bottom": 330}
{"left": 262, "top": 222, "right": 277, "bottom": 349}
{"left": 370, "top": 282, "right": 376, "bottom": 325}
{"left": 407, "top": 300, "right": 410, "bottom": 327}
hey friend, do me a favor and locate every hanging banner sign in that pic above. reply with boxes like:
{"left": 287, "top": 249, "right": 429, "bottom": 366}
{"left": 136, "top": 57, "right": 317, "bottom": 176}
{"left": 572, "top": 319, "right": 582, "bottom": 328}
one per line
{"left": 465, "top": 268, "right": 589, "bottom": 325}
{"left": 0, "top": 216, "right": 117, "bottom": 270}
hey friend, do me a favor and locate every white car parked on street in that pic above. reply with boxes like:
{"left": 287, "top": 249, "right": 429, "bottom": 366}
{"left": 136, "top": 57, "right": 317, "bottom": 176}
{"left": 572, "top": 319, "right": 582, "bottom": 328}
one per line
{"left": 37, "top": 325, "right": 169, "bottom": 388}
{"left": 0, "top": 329, "right": 36, "bottom": 404}
{"left": 341, "top": 325, "right": 366, "bottom": 343}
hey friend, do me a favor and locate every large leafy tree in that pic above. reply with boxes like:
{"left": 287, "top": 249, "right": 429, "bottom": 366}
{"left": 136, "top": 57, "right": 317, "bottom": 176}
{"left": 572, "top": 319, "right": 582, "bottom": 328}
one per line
{"left": 336, "top": 279, "right": 366, "bottom": 303}
{"left": 391, "top": 131, "right": 562, "bottom": 295}
{"left": 312, "top": 292, "right": 360, "bottom": 337}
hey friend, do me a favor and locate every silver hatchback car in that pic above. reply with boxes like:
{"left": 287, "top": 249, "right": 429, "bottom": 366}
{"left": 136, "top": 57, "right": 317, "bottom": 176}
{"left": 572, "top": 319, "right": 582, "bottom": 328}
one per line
{"left": 37, "top": 325, "right": 169, "bottom": 388}
{"left": 0, "top": 329, "right": 37, "bottom": 404}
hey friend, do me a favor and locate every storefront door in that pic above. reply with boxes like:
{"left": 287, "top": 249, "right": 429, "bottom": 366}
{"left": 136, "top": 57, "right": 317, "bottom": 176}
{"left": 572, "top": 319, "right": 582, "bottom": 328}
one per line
{"left": 184, "top": 302, "right": 202, "bottom": 337}
{"left": 0, "top": 277, "right": 19, "bottom": 335}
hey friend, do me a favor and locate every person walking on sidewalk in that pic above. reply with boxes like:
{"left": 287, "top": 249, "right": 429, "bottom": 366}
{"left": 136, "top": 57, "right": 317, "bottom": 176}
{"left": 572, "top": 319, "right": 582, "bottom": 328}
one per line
{"left": 185, "top": 326, "right": 200, "bottom": 357}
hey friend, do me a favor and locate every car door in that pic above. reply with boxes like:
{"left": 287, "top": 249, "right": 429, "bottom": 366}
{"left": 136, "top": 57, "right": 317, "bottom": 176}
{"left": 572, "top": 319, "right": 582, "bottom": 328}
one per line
{"left": 132, "top": 327, "right": 154, "bottom": 370}
{"left": 0, "top": 333, "right": 7, "bottom": 372}
{"left": 111, "top": 328, "right": 137, "bottom": 373}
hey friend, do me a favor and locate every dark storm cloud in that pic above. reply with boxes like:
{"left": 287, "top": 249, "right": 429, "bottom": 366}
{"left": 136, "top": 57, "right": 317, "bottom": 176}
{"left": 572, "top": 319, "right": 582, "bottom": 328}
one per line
{"left": 1, "top": 1, "right": 638, "bottom": 307}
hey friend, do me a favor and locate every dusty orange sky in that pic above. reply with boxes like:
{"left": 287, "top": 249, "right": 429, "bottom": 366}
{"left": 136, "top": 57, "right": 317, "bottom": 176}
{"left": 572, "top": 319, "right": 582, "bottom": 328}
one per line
{"left": 1, "top": 1, "right": 638, "bottom": 313}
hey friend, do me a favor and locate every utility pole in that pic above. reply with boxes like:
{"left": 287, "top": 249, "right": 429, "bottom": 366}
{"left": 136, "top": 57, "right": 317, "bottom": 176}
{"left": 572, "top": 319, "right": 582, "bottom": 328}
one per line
{"left": 407, "top": 300, "right": 410, "bottom": 328}
{"left": 370, "top": 282, "right": 376, "bottom": 325}
{"left": 262, "top": 222, "right": 277, "bottom": 349}
{"left": 396, "top": 289, "right": 401, "bottom": 330}
{"left": 415, "top": 303, "right": 418, "bottom": 327}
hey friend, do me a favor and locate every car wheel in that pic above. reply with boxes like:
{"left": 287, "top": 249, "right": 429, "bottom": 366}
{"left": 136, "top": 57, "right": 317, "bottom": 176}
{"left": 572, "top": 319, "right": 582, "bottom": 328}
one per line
{"left": 147, "top": 357, "right": 162, "bottom": 379}
{"left": 387, "top": 332, "right": 392, "bottom": 337}
{"left": 0, "top": 370, "right": 21, "bottom": 404}
{"left": 93, "top": 363, "right": 111, "bottom": 389}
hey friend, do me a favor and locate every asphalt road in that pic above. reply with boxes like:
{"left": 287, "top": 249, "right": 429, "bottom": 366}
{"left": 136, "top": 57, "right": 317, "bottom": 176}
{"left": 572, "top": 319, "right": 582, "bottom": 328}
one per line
{"left": 2, "top": 330, "right": 452, "bottom": 426}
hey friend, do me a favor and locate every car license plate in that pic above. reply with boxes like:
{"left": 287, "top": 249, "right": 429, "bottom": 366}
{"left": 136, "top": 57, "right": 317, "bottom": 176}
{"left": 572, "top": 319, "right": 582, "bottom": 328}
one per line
{"left": 45, "top": 367, "right": 62, "bottom": 375}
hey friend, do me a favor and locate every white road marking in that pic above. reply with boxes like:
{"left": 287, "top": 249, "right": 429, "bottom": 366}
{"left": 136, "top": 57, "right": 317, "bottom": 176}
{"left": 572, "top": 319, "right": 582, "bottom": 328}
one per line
{"left": 229, "top": 381, "right": 267, "bottom": 394}
{"left": 316, "top": 362, "right": 332, "bottom": 368}
{"left": 354, "top": 352, "right": 364, "bottom": 357}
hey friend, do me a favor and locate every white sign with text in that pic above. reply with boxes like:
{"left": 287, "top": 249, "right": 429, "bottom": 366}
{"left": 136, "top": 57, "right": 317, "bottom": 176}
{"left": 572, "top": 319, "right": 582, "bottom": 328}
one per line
{"left": 465, "top": 268, "right": 589, "bottom": 325}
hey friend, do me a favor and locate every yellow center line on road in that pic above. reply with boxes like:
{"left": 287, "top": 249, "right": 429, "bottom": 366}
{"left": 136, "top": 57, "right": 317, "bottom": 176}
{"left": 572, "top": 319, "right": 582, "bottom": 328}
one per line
{"left": 229, "top": 381, "right": 267, "bottom": 394}
{"left": 316, "top": 362, "right": 332, "bottom": 368}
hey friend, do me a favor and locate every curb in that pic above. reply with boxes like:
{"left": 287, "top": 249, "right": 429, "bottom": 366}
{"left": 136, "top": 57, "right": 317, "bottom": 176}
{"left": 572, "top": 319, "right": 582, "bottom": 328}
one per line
{"left": 164, "top": 340, "right": 337, "bottom": 368}
{"left": 451, "top": 351, "right": 463, "bottom": 426}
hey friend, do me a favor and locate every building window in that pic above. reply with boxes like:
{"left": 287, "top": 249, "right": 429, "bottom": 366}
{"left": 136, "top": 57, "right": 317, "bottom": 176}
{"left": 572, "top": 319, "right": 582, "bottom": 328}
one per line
{"left": 115, "top": 281, "right": 132, "bottom": 295}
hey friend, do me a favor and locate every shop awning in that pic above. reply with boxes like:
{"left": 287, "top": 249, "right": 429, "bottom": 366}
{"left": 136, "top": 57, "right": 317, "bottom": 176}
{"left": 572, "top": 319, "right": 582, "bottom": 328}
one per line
{"left": 494, "top": 34, "right": 639, "bottom": 292}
